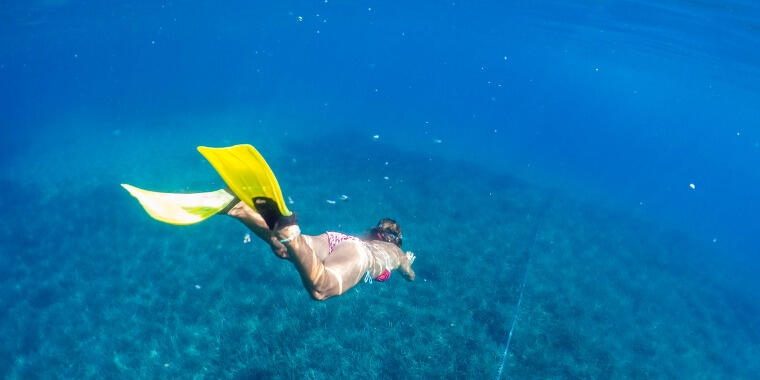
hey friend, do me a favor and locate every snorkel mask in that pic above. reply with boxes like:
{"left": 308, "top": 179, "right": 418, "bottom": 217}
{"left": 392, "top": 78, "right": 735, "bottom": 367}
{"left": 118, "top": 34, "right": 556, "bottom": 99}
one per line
{"left": 369, "top": 226, "right": 402, "bottom": 248}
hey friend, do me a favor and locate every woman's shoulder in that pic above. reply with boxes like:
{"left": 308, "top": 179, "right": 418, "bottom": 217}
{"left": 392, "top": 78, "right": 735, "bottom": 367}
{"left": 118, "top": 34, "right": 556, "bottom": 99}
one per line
{"left": 364, "top": 239, "right": 402, "bottom": 254}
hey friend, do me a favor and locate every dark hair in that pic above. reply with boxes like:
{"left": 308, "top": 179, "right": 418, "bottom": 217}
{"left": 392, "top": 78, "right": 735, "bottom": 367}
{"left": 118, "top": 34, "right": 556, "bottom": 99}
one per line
{"left": 368, "top": 218, "right": 402, "bottom": 248}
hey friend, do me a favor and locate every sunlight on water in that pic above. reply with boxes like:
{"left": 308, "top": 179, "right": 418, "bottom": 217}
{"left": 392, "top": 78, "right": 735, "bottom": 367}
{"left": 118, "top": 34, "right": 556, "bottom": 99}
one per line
{"left": 1, "top": 1, "right": 758, "bottom": 378}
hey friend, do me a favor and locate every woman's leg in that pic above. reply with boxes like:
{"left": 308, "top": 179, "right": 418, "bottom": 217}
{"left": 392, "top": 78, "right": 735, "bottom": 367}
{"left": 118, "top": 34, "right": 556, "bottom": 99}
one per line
{"left": 227, "top": 198, "right": 366, "bottom": 300}
{"left": 225, "top": 201, "right": 288, "bottom": 259}
{"left": 277, "top": 226, "right": 368, "bottom": 300}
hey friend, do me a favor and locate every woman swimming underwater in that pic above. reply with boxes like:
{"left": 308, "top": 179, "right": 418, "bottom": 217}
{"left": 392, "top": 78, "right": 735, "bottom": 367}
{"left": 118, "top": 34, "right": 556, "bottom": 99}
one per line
{"left": 226, "top": 197, "right": 415, "bottom": 300}
{"left": 122, "top": 144, "right": 416, "bottom": 300}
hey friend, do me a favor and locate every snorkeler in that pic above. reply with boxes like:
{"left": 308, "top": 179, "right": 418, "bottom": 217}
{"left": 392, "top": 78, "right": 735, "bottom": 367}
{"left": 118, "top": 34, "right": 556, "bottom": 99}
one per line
{"left": 226, "top": 198, "right": 415, "bottom": 300}
{"left": 122, "top": 144, "right": 415, "bottom": 300}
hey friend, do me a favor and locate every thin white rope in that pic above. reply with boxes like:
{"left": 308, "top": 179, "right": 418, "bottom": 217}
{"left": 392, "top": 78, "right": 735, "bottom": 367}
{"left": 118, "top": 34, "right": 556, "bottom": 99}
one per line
{"left": 495, "top": 212, "right": 544, "bottom": 380}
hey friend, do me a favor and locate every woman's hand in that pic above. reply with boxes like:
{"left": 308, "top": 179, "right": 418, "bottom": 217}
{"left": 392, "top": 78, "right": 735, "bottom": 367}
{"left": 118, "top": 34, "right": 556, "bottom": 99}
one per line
{"left": 405, "top": 251, "right": 416, "bottom": 266}
{"left": 400, "top": 251, "right": 416, "bottom": 281}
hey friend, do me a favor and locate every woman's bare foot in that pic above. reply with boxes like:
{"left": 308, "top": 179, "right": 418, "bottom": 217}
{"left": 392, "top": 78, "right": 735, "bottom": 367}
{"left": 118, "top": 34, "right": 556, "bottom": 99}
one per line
{"left": 226, "top": 200, "right": 289, "bottom": 259}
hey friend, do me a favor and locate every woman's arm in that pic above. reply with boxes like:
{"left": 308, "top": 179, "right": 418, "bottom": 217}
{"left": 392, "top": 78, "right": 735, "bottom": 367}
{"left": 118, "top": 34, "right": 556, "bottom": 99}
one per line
{"left": 398, "top": 251, "right": 416, "bottom": 281}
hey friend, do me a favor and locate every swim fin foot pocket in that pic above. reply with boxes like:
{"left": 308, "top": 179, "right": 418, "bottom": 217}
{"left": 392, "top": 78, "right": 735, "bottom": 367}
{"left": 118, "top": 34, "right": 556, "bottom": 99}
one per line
{"left": 197, "top": 144, "right": 292, "bottom": 217}
{"left": 254, "top": 197, "right": 298, "bottom": 230}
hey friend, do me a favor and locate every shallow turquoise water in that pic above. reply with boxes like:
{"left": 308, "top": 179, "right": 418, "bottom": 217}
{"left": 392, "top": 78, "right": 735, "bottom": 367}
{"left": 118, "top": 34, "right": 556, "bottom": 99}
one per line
{"left": 1, "top": 125, "right": 757, "bottom": 378}
{"left": 2, "top": 1, "right": 759, "bottom": 378}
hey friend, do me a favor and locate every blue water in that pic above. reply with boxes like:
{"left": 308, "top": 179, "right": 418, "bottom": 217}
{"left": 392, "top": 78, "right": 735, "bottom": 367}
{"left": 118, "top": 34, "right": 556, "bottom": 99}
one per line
{"left": 2, "top": 1, "right": 759, "bottom": 378}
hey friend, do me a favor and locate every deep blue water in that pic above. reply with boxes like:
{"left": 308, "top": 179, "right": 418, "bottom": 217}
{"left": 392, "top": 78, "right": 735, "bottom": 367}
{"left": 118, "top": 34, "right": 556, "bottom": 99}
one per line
{"left": 2, "top": 1, "right": 759, "bottom": 378}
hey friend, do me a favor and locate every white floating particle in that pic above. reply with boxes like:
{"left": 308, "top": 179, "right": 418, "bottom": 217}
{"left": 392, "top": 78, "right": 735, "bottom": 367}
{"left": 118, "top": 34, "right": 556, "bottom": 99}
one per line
{"left": 384, "top": 161, "right": 389, "bottom": 166}
{"left": 340, "top": 194, "right": 349, "bottom": 201}
{"left": 384, "top": 176, "right": 389, "bottom": 180}
{"left": 243, "top": 233, "right": 251, "bottom": 244}
{"left": 594, "top": 67, "right": 599, "bottom": 72}
{"left": 712, "top": 238, "right": 717, "bottom": 243}
{"left": 297, "top": 16, "right": 303, "bottom": 22}
{"left": 503, "top": 56, "right": 508, "bottom": 60}
{"left": 288, "top": 196, "right": 294, "bottom": 205}
{"left": 194, "top": 284, "right": 201, "bottom": 289}
{"left": 689, "top": 183, "right": 696, "bottom": 189}
{"left": 372, "top": 134, "right": 380, "bottom": 140}
{"left": 326, "top": 199, "right": 336, "bottom": 204}
{"left": 433, "top": 138, "right": 443, "bottom": 144}
{"left": 736, "top": 131, "right": 741, "bottom": 136}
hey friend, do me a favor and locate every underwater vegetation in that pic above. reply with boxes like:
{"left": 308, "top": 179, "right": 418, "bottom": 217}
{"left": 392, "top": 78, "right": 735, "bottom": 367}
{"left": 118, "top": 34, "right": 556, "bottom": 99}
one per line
{"left": 0, "top": 133, "right": 757, "bottom": 378}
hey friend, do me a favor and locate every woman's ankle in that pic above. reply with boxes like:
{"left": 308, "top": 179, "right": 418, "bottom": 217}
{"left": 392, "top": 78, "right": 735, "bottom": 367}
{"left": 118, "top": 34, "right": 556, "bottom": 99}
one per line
{"left": 276, "top": 225, "right": 301, "bottom": 243}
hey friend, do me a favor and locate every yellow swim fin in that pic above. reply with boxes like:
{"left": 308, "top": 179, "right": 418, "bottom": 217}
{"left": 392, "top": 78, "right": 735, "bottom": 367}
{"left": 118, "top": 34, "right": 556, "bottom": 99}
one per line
{"left": 121, "top": 184, "right": 235, "bottom": 225}
{"left": 197, "top": 144, "right": 292, "bottom": 216}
